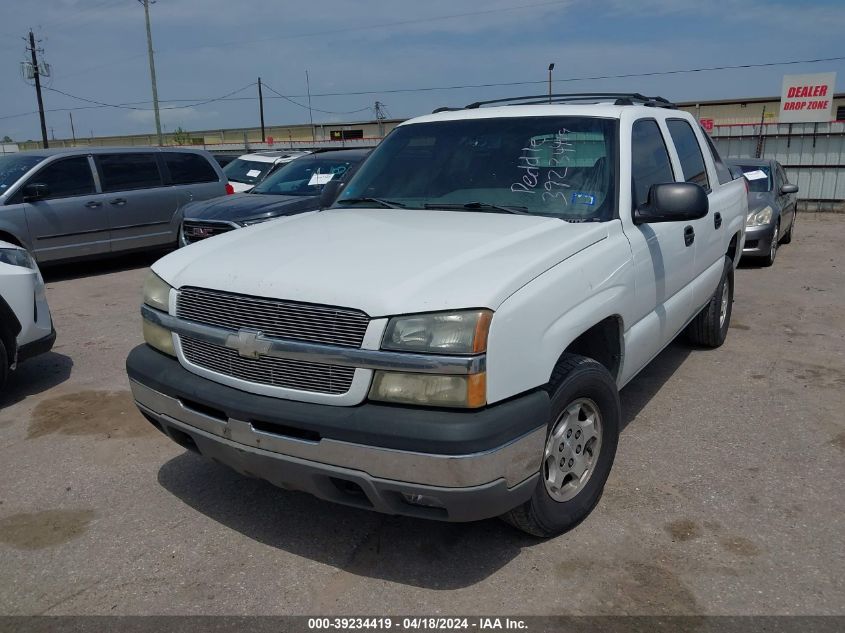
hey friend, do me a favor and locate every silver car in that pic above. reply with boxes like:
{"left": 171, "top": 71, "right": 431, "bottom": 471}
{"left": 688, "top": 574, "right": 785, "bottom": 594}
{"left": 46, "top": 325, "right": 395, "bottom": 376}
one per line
{"left": 0, "top": 147, "right": 228, "bottom": 264}
{"left": 727, "top": 158, "right": 799, "bottom": 267}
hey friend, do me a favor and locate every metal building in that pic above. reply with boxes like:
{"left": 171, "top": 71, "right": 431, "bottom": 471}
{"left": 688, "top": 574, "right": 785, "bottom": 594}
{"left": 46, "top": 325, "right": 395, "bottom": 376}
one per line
{"left": 678, "top": 95, "right": 845, "bottom": 210}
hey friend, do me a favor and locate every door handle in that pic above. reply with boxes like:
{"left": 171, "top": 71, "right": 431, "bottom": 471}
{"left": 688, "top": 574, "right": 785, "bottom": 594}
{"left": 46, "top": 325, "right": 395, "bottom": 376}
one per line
{"left": 84, "top": 201, "right": 102, "bottom": 208}
{"left": 110, "top": 198, "right": 127, "bottom": 206}
{"left": 684, "top": 225, "right": 695, "bottom": 247}
{"left": 714, "top": 212, "right": 722, "bottom": 230}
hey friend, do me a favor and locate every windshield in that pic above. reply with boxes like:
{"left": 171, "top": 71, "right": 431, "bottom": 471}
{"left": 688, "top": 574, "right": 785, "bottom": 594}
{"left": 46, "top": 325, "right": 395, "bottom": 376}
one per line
{"left": 336, "top": 117, "right": 617, "bottom": 220}
{"left": 223, "top": 158, "right": 275, "bottom": 185}
{"left": 736, "top": 164, "right": 772, "bottom": 193}
{"left": 252, "top": 155, "right": 360, "bottom": 196}
{"left": 0, "top": 154, "right": 45, "bottom": 194}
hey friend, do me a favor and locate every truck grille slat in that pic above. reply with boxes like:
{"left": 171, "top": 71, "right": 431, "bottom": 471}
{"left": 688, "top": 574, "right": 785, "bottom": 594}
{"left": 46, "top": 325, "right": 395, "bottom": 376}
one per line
{"left": 181, "top": 336, "right": 355, "bottom": 394}
{"left": 175, "top": 287, "right": 369, "bottom": 395}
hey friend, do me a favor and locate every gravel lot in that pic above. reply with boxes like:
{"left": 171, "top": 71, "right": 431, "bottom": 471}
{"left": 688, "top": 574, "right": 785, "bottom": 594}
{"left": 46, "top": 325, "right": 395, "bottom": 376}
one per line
{"left": 0, "top": 213, "right": 843, "bottom": 616}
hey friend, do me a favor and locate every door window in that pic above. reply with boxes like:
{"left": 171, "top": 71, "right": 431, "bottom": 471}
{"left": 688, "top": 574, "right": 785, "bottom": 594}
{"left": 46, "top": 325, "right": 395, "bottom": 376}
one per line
{"left": 163, "top": 153, "right": 218, "bottom": 184}
{"left": 97, "top": 153, "right": 162, "bottom": 192}
{"left": 29, "top": 156, "right": 95, "bottom": 199}
{"left": 666, "top": 119, "right": 709, "bottom": 190}
{"left": 631, "top": 119, "right": 675, "bottom": 209}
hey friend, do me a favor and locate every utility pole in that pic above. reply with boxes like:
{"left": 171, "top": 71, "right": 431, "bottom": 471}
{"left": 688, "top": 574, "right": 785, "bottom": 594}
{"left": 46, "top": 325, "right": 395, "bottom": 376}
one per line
{"left": 548, "top": 63, "right": 555, "bottom": 103}
{"left": 69, "top": 112, "right": 76, "bottom": 145}
{"left": 258, "top": 77, "right": 266, "bottom": 143}
{"left": 305, "top": 70, "right": 315, "bottom": 143}
{"left": 140, "top": 0, "right": 163, "bottom": 146}
{"left": 27, "top": 30, "right": 49, "bottom": 149}
{"left": 374, "top": 101, "right": 386, "bottom": 138}
{"left": 754, "top": 105, "right": 767, "bottom": 159}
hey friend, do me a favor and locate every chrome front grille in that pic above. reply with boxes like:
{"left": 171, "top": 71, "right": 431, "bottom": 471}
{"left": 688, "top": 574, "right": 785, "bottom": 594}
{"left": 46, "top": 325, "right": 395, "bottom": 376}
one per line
{"left": 176, "top": 287, "right": 370, "bottom": 348}
{"left": 181, "top": 335, "right": 355, "bottom": 394}
{"left": 182, "top": 220, "right": 236, "bottom": 244}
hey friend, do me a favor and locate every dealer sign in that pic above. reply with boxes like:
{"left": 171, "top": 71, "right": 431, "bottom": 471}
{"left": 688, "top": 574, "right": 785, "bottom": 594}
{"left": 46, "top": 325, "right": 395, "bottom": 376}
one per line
{"left": 779, "top": 72, "right": 836, "bottom": 123}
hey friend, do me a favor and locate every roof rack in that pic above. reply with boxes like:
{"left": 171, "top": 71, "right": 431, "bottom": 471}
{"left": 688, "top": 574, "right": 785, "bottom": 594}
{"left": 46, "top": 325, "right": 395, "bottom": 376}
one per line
{"left": 432, "top": 93, "right": 676, "bottom": 113}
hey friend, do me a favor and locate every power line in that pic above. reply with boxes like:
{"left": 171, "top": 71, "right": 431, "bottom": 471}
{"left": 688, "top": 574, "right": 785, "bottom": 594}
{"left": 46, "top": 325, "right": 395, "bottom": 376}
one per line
{"left": 261, "top": 82, "right": 372, "bottom": 115}
{"left": 3, "top": 54, "right": 844, "bottom": 123}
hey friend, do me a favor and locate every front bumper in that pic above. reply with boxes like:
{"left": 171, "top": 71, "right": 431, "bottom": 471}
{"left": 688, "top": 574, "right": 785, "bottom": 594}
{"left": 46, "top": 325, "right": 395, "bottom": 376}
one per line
{"left": 742, "top": 223, "right": 777, "bottom": 257}
{"left": 127, "top": 344, "right": 547, "bottom": 522}
{"left": 17, "top": 327, "right": 56, "bottom": 364}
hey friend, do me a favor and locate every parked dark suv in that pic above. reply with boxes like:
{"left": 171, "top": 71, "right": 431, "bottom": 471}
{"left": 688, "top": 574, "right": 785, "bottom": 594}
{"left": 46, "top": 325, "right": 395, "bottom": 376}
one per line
{"left": 0, "top": 147, "right": 229, "bottom": 263}
{"left": 180, "top": 149, "right": 370, "bottom": 245}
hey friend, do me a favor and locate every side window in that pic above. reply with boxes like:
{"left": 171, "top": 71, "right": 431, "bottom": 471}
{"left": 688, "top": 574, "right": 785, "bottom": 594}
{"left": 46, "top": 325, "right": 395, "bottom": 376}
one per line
{"left": 702, "top": 132, "right": 732, "bottom": 185}
{"left": 666, "top": 119, "right": 709, "bottom": 190}
{"left": 97, "top": 153, "right": 163, "bottom": 192}
{"left": 29, "top": 156, "right": 95, "bottom": 199}
{"left": 631, "top": 119, "right": 675, "bottom": 209}
{"left": 163, "top": 153, "right": 218, "bottom": 185}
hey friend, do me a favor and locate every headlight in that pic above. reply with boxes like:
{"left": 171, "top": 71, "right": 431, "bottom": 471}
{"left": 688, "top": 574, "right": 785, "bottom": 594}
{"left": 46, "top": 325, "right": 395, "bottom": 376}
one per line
{"left": 382, "top": 309, "right": 492, "bottom": 354}
{"left": 143, "top": 272, "right": 172, "bottom": 311}
{"left": 369, "top": 371, "right": 486, "bottom": 409}
{"left": 0, "top": 247, "right": 37, "bottom": 270}
{"left": 240, "top": 217, "right": 275, "bottom": 226}
{"left": 746, "top": 206, "right": 774, "bottom": 227}
{"left": 143, "top": 320, "right": 175, "bottom": 356}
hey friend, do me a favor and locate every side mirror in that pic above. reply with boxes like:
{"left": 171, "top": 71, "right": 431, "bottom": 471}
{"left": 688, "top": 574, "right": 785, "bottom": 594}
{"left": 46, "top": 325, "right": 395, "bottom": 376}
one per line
{"left": 23, "top": 183, "right": 48, "bottom": 202}
{"left": 318, "top": 179, "right": 343, "bottom": 210}
{"left": 634, "top": 182, "right": 709, "bottom": 224}
{"left": 780, "top": 184, "right": 799, "bottom": 194}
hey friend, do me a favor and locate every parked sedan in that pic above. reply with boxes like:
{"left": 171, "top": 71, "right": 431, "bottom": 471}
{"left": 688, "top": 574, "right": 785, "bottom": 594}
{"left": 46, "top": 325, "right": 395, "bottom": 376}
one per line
{"left": 727, "top": 158, "right": 799, "bottom": 266}
{"left": 181, "top": 149, "right": 370, "bottom": 245}
{"left": 222, "top": 150, "right": 311, "bottom": 193}
{"left": 0, "top": 240, "right": 54, "bottom": 393}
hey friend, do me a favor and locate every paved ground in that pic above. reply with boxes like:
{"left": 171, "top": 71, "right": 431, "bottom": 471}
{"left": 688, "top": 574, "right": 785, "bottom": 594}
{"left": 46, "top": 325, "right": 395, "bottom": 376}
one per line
{"left": 0, "top": 214, "right": 843, "bottom": 616}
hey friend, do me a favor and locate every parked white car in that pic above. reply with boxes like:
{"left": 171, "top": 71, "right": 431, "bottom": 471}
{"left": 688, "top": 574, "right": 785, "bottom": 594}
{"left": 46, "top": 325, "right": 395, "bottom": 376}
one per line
{"left": 222, "top": 151, "right": 310, "bottom": 193}
{"left": 127, "top": 94, "right": 747, "bottom": 536}
{"left": 0, "top": 240, "right": 55, "bottom": 392}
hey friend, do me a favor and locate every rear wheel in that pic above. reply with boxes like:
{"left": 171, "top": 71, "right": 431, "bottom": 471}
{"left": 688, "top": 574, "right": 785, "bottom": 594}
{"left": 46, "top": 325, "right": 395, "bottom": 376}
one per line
{"left": 685, "top": 256, "right": 734, "bottom": 348}
{"left": 500, "top": 354, "right": 620, "bottom": 537}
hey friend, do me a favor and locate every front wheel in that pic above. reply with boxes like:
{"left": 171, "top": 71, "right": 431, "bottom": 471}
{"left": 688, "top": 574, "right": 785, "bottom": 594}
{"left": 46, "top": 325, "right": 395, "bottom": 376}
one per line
{"left": 0, "top": 337, "right": 8, "bottom": 395}
{"left": 762, "top": 220, "right": 780, "bottom": 267}
{"left": 685, "top": 256, "right": 734, "bottom": 348}
{"left": 500, "top": 354, "right": 620, "bottom": 537}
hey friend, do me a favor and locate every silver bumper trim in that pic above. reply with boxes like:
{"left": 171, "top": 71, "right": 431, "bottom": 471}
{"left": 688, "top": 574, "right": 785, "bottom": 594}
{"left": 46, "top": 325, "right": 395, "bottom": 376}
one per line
{"left": 130, "top": 379, "right": 543, "bottom": 488}
{"left": 142, "top": 304, "right": 486, "bottom": 375}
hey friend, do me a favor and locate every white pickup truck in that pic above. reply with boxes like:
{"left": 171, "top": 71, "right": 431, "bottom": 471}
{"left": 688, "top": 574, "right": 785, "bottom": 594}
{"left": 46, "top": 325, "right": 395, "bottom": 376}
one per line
{"left": 127, "top": 94, "right": 747, "bottom": 537}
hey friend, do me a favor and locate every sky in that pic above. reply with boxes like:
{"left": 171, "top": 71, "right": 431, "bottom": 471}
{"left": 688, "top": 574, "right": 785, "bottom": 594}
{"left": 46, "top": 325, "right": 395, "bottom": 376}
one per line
{"left": 1, "top": 0, "right": 844, "bottom": 142}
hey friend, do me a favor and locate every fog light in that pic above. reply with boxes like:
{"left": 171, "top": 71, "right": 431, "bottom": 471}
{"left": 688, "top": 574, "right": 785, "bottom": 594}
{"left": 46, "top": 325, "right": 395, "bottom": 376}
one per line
{"left": 401, "top": 493, "right": 445, "bottom": 508}
{"left": 143, "top": 319, "right": 175, "bottom": 357}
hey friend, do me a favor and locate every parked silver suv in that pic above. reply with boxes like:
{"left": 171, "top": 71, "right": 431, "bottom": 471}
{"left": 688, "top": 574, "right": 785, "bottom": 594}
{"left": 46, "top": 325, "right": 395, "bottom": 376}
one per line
{"left": 0, "top": 147, "right": 229, "bottom": 264}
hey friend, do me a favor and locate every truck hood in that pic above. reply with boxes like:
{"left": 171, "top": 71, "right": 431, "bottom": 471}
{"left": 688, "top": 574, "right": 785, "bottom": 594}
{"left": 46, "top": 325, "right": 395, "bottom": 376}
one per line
{"left": 182, "top": 193, "right": 318, "bottom": 224}
{"left": 154, "top": 208, "right": 609, "bottom": 316}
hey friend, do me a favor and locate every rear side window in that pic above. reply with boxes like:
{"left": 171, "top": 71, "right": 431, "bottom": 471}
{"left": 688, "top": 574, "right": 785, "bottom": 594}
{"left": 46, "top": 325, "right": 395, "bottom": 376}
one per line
{"left": 701, "top": 132, "right": 732, "bottom": 185}
{"left": 164, "top": 153, "right": 218, "bottom": 184}
{"left": 31, "top": 156, "right": 95, "bottom": 199}
{"left": 667, "top": 119, "right": 709, "bottom": 190}
{"left": 97, "top": 153, "right": 162, "bottom": 192}
{"left": 631, "top": 119, "right": 675, "bottom": 209}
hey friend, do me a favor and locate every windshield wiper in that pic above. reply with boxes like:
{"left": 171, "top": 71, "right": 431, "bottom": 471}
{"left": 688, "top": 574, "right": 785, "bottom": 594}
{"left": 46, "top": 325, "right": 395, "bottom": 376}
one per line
{"left": 423, "top": 201, "right": 529, "bottom": 215}
{"left": 336, "top": 197, "right": 407, "bottom": 209}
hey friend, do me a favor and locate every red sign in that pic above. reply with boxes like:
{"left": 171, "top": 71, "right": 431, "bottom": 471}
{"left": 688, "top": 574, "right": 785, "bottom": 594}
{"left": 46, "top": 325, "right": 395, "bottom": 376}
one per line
{"left": 699, "top": 118, "right": 714, "bottom": 132}
{"left": 266, "top": 136, "right": 274, "bottom": 146}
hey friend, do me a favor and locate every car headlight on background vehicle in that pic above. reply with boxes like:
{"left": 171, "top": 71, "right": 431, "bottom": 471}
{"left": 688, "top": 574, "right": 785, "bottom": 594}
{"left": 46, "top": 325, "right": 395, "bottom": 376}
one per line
{"left": 381, "top": 309, "right": 492, "bottom": 354}
{"left": 370, "top": 309, "right": 492, "bottom": 408}
{"left": 746, "top": 206, "right": 774, "bottom": 227}
{"left": 240, "top": 217, "right": 275, "bottom": 226}
{"left": 142, "top": 272, "right": 175, "bottom": 356}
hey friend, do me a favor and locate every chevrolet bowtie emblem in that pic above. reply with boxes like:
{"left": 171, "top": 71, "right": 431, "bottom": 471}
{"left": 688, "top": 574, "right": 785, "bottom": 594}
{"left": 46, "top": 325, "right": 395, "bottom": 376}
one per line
{"left": 225, "top": 329, "right": 271, "bottom": 359}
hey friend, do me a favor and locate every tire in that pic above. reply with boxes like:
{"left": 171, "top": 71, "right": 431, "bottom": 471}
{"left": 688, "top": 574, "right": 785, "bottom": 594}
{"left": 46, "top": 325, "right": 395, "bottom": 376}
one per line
{"left": 782, "top": 213, "right": 794, "bottom": 245}
{"left": 0, "top": 337, "right": 8, "bottom": 395}
{"left": 762, "top": 220, "right": 779, "bottom": 267}
{"left": 685, "top": 256, "right": 734, "bottom": 348}
{"left": 500, "top": 353, "right": 620, "bottom": 537}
